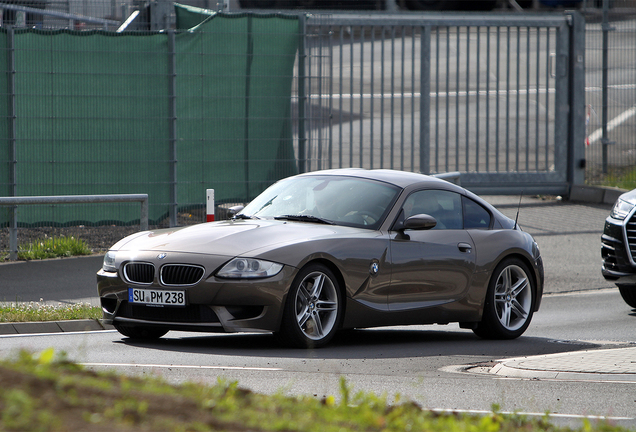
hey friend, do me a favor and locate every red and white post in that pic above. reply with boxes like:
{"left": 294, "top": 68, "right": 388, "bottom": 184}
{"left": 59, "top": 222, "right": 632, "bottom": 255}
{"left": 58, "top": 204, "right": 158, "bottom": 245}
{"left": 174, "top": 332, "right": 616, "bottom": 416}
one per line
{"left": 206, "top": 189, "right": 215, "bottom": 222}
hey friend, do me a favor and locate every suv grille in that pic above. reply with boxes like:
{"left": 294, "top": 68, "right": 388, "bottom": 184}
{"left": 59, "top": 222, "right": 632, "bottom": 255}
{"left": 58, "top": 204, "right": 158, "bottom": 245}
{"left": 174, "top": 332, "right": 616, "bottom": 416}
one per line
{"left": 627, "top": 214, "right": 636, "bottom": 262}
{"left": 160, "top": 264, "right": 205, "bottom": 286}
{"left": 123, "top": 262, "right": 155, "bottom": 284}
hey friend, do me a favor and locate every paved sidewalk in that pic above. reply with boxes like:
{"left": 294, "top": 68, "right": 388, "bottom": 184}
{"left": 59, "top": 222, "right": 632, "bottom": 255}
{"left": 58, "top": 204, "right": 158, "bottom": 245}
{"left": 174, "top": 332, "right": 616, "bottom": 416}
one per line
{"left": 491, "top": 346, "right": 636, "bottom": 382}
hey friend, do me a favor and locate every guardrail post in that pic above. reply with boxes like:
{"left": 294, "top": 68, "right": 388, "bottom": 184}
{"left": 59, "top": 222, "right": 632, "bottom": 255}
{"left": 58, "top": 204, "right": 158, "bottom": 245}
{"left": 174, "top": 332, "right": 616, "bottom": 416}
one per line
{"left": 419, "top": 25, "right": 431, "bottom": 175}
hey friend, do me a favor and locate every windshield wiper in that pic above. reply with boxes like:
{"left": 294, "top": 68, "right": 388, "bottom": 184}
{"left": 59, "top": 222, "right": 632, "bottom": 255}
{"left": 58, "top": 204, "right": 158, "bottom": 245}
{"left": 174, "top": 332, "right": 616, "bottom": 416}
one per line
{"left": 274, "top": 214, "right": 335, "bottom": 225}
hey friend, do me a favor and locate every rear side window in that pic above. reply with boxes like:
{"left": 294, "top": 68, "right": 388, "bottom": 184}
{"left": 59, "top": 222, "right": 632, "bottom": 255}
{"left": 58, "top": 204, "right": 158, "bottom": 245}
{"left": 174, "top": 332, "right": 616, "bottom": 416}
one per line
{"left": 463, "top": 197, "right": 491, "bottom": 229}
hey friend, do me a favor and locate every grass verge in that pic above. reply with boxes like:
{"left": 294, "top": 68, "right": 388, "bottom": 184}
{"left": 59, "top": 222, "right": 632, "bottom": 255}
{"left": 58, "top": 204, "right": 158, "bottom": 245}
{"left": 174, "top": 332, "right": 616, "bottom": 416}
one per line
{"left": 596, "top": 166, "right": 636, "bottom": 191}
{"left": 15, "top": 235, "right": 92, "bottom": 260}
{"left": 0, "top": 348, "right": 630, "bottom": 432}
{"left": 0, "top": 300, "right": 101, "bottom": 323}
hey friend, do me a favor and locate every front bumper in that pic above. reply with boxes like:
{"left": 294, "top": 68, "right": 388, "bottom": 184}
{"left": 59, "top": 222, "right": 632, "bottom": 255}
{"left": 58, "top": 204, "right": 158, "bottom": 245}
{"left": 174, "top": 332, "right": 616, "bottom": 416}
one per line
{"left": 97, "top": 264, "right": 297, "bottom": 334}
{"left": 601, "top": 216, "right": 636, "bottom": 284}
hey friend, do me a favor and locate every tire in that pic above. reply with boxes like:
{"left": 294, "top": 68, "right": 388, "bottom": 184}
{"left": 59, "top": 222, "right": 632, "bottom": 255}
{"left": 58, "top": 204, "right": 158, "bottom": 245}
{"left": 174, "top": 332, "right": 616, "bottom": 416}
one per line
{"left": 114, "top": 324, "right": 168, "bottom": 339}
{"left": 276, "top": 264, "right": 342, "bottom": 348}
{"left": 618, "top": 285, "right": 636, "bottom": 309}
{"left": 473, "top": 258, "right": 535, "bottom": 340}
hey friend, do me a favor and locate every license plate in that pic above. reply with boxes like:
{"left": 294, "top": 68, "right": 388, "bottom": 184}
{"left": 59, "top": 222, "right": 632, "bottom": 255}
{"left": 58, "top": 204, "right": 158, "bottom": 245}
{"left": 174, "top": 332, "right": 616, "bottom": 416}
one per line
{"left": 128, "top": 288, "right": 186, "bottom": 306}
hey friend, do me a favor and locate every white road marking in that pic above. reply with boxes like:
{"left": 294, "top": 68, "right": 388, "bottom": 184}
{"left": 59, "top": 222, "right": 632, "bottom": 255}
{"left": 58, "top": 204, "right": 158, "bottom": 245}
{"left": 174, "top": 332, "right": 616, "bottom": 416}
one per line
{"left": 587, "top": 105, "right": 636, "bottom": 145}
{"left": 79, "top": 363, "right": 636, "bottom": 422}
{"left": 430, "top": 408, "right": 634, "bottom": 422}
{"left": 81, "top": 362, "right": 283, "bottom": 371}
{"left": 309, "top": 83, "right": 636, "bottom": 100}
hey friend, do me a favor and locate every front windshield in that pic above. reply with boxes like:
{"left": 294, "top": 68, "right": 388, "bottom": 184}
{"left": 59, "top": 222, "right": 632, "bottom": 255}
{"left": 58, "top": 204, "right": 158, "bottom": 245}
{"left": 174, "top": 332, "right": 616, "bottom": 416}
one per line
{"left": 241, "top": 175, "right": 400, "bottom": 229}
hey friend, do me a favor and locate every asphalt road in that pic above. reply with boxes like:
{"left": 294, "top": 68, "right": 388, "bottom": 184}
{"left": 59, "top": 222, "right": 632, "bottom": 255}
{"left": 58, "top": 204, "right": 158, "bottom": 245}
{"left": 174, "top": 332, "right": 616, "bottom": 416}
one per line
{"left": 1, "top": 289, "right": 634, "bottom": 428}
{"left": 1, "top": 195, "right": 635, "bottom": 428}
{"left": 0, "top": 193, "right": 616, "bottom": 305}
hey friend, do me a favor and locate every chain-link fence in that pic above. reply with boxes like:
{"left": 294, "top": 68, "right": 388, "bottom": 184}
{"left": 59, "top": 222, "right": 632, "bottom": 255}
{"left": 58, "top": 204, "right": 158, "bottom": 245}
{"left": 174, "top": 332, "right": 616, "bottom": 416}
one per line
{"left": 584, "top": 0, "right": 636, "bottom": 187}
{"left": 0, "top": 0, "right": 634, "bottom": 259}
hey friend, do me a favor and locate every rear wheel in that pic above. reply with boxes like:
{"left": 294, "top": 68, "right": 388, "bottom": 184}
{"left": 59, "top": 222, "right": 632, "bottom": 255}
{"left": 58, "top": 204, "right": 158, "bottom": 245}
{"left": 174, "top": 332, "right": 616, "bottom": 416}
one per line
{"left": 618, "top": 285, "right": 636, "bottom": 308}
{"left": 473, "top": 258, "right": 535, "bottom": 340}
{"left": 114, "top": 324, "right": 167, "bottom": 339}
{"left": 276, "top": 264, "right": 342, "bottom": 348}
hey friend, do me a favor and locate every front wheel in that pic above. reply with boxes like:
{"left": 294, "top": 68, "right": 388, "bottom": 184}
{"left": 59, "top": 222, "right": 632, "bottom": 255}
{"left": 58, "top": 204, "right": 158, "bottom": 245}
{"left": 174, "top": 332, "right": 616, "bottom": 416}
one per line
{"left": 618, "top": 285, "right": 636, "bottom": 308}
{"left": 276, "top": 264, "right": 342, "bottom": 348}
{"left": 473, "top": 258, "right": 535, "bottom": 340}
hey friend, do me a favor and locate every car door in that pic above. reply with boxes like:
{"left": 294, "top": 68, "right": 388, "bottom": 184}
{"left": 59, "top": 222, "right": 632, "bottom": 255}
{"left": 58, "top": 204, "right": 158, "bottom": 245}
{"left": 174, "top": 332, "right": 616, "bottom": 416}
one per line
{"left": 388, "top": 189, "right": 476, "bottom": 311}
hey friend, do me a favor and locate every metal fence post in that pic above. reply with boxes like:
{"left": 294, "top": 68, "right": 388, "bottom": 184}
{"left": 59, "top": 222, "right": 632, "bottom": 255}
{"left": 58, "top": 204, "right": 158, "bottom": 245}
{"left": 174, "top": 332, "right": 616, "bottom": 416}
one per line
{"left": 419, "top": 25, "right": 431, "bottom": 175}
{"left": 601, "top": 0, "right": 613, "bottom": 174}
{"left": 168, "top": 29, "right": 178, "bottom": 227}
{"left": 7, "top": 27, "right": 17, "bottom": 261}
{"left": 567, "top": 11, "right": 587, "bottom": 188}
{"left": 297, "top": 14, "right": 307, "bottom": 174}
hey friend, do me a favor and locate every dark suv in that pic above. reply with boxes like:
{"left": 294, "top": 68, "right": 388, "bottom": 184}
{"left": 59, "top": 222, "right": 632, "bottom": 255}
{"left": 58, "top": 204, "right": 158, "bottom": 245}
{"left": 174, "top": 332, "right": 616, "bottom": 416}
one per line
{"left": 602, "top": 189, "right": 636, "bottom": 308}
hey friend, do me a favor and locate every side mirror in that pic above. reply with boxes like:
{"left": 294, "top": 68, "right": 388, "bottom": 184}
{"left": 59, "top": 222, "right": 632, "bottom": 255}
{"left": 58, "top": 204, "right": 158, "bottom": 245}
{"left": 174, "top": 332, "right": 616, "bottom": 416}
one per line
{"left": 397, "top": 214, "right": 437, "bottom": 232}
{"left": 228, "top": 205, "right": 245, "bottom": 217}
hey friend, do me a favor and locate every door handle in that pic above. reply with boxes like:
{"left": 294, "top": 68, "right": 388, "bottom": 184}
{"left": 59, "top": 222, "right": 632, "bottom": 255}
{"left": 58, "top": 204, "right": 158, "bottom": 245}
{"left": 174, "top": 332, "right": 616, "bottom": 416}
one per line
{"left": 458, "top": 242, "right": 472, "bottom": 253}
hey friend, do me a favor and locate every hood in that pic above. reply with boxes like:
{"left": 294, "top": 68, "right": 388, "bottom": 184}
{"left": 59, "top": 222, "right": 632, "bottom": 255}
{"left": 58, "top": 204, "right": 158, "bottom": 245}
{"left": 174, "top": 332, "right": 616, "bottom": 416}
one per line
{"left": 619, "top": 188, "right": 636, "bottom": 205}
{"left": 111, "top": 219, "right": 361, "bottom": 257}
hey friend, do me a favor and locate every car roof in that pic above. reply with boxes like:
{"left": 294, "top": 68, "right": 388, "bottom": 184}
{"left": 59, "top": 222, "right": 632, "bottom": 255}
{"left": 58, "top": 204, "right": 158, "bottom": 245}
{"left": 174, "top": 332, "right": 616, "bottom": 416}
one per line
{"left": 296, "top": 168, "right": 455, "bottom": 190}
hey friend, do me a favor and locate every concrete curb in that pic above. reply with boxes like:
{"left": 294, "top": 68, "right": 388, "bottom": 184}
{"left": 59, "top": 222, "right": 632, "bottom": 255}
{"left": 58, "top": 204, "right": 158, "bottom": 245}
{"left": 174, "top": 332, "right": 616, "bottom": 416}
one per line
{"left": 489, "top": 346, "right": 636, "bottom": 381}
{"left": 569, "top": 185, "right": 625, "bottom": 206}
{"left": 0, "top": 319, "right": 114, "bottom": 335}
{"left": 490, "top": 362, "right": 636, "bottom": 382}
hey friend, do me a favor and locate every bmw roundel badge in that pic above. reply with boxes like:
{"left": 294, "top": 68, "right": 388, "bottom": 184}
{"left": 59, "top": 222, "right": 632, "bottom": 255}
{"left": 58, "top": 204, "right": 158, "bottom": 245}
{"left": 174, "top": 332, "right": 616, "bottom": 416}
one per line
{"left": 370, "top": 261, "right": 379, "bottom": 276}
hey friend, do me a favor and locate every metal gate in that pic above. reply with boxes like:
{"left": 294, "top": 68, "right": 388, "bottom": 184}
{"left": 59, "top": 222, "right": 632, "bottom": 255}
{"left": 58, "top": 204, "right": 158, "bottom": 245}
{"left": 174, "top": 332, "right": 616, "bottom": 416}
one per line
{"left": 297, "top": 12, "right": 586, "bottom": 196}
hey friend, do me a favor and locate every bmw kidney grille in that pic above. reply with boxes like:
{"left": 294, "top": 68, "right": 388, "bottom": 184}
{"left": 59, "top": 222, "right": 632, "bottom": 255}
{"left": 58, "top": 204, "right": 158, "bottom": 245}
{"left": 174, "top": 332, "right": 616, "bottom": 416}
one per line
{"left": 123, "top": 262, "right": 204, "bottom": 286}
{"left": 160, "top": 264, "right": 205, "bottom": 286}
{"left": 123, "top": 262, "right": 155, "bottom": 284}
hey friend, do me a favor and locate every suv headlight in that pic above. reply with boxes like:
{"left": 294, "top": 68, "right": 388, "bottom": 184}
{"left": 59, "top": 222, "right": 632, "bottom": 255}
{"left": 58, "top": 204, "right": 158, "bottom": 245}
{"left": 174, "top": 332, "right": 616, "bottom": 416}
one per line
{"left": 217, "top": 258, "right": 283, "bottom": 279}
{"left": 610, "top": 198, "right": 635, "bottom": 220}
{"left": 102, "top": 251, "right": 117, "bottom": 272}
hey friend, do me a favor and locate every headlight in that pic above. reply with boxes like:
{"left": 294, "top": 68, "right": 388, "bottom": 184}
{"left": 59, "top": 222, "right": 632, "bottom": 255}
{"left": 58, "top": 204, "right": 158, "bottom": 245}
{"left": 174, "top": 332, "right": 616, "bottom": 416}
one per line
{"left": 610, "top": 198, "right": 636, "bottom": 220}
{"left": 217, "top": 258, "right": 283, "bottom": 279}
{"left": 102, "top": 251, "right": 117, "bottom": 272}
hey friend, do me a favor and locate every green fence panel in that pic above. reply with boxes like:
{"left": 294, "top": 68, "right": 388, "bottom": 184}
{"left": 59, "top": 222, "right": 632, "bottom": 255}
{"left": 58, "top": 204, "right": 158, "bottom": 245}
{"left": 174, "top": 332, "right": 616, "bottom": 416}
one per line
{"left": 0, "top": 11, "right": 299, "bottom": 227}
{"left": 9, "top": 30, "right": 171, "bottom": 225}
{"left": 174, "top": 2, "right": 216, "bottom": 29}
{"left": 175, "top": 12, "right": 298, "bottom": 209}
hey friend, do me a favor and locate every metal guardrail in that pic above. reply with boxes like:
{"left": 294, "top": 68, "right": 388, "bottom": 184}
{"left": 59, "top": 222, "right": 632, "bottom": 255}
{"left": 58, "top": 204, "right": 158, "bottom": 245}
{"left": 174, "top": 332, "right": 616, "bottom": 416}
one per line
{"left": 0, "top": 194, "right": 148, "bottom": 260}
